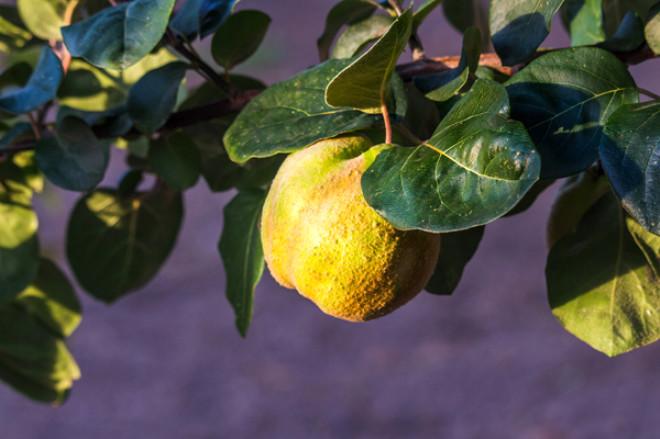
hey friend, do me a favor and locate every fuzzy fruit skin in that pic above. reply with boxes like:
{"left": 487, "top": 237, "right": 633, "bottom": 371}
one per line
{"left": 261, "top": 135, "right": 441, "bottom": 322}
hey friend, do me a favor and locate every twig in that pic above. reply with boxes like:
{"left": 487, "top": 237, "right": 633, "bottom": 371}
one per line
{"left": 26, "top": 113, "right": 41, "bottom": 140}
{"left": 165, "top": 31, "right": 230, "bottom": 93}
{"left": 398, "top": 53, "right": 513, "bottom": 79}
{"left": 381, "top": 102, "right": 393, "bottom": 144}
{"left": 639, "top": 87, "right": 660, "bottom": 100}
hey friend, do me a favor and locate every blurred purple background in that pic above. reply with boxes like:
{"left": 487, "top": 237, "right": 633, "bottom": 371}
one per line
{"left": 1, "top": 1, "right": 659, "bottom": 438}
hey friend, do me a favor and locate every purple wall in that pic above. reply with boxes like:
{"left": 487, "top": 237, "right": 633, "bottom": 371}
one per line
{"left": 1, "top": 1, "right": 659, "bottom": 437}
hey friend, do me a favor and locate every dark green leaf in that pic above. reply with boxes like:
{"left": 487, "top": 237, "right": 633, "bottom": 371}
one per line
{"left": 0, "top": 159, "right": 39, "bottom": 302}
{"left": 490, "top": 0, "right": 564, "bottom": 65}
{"left": 426, "top": 226, "right": 484, "bottom": 295}
{"left": 17, "top": 0, "right": 69, "bottom": 41}
{"left": 224, "top": 59, "right": 382, "bottom": 164}
{"left": 547, "top": 192, "right": 660, "bottom": 356}
{"left": 362, "top": 79, "right": 541, "bottom": 232}
{"left": 401, "top": 82, "right": 441, "bottom": 140}
{"left": 424, "top": 27, "right": 482, "bottom": 102}
{"left": 149, "top": 131, "right": 201, "bottom": 190}
{"left": 62, "top": 0, "right": 176, "bottom": 69}
{"left": 546, "top": 172, "right": 610, "bottom": 246}
{"left": 601, "top": 101, "right": 660, "bottom": 235}
{"left": 505, "top": 178, "right": 556, "bottom": 217}
{"left": 219, "top": 189, "right": 266, "bottom": 337}
{"left": 331, "top": 14, "right": 394, "bottom": 59}
{"left": 0, "top": 123, "right": 32, "bottom": 152}
{"left": 0, "top": 62, "right": 32, "bottom": 90}
{"left": 562, "top": 0, "right": 606, "bottom": 46}
{"left": 36, "top": 115, "right": 110, "bottom": 192}
{"left": 15, "top": 258, "right": 81, "bottom": 338}
{"left": 0, "top": 6, "right": 32, "bottom": 54}
{"left": 443, "top": 0, "right": 490, "bottom": 47}
{"left": 67, "top": 185, "right": 183, "bottom": 302}
{"left": 0, "top": 46, "right": 63, "bottom": 114}
{"left": 211, "top": 10, "right": 271, "bottom": 70}
{"left": 601, "top": 10, "right": 645, "bottom": 51}
{"left": 317, "top": 0, "right": 379, "bottom": 61}
{"left": 0, "top": 303, "right": 79, "bottom": 404}
{"left": 506, "top": 47, "right": 638, "bottom": 178}
{"left": 128, "top": 61, "right": 188, "bottom": 133}
{"left": 169, "top": 0, "right": 238, "bottom": 40}
{"left": 325, "top": 9, "right": 413, "bottom": 114}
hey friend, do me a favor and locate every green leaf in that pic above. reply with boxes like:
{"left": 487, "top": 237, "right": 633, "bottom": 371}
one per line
{"left": 0, "top": 303, "right": 80, "bottom": 404}
{"left": 490, "top": 0, "right": 564, "bottom": 65}
{"left": 506, "top": 47, "right": 638, "bottom": 179}
{"left": 317, "top": 0, "right": 379, "bottom": 61}
{"left": 67, "top": 185, "right": 183, "bottom": 302}
{"left": 218, "top": 189, "right": 266, "bottom": 336}
{"left": 0, "top": 46, "right": 63, "bottom": 114}
{"left": 602, "top": 10, "right": 646, "bottom": 52}
{"left": 62, "top": 0, "right": 176, "bottom": 70}
{"left": 601, "top": 101, "right": 660, "bottom": 235}
{"left": 211, "top": 10, "right": 271, "bottom": 70}
{"left": 561, "top": 0, "right": 607, "bottom": 46}
{"left": 505, "top": 177, "right": 556, "bottom": 217}
{"left": 362, "top": 79, "right": 541, "bottom": 233}
{"left": 443, "top": 0, "right": 490, "bottom": 47}
{"left": 36, "top": 115, "right": 110, "bottom": 192}
{"left": 17, "top": 0, "right": 69, "bottom": 41}
{"left": 0, "top": 123, "right": 32, "bottom": 152}
{"left": 546, "top": 171, "right": 610, "bottom": 247}
{"left": 58, "top": 48, "right": 178, "bottom": 111}
{"left": 646, "top": 3, "right": 660, "bottom": 54}
{"left": 414, "top": 0, "right": 443, "bottom": 30}
{"left": 424, "top": 27, "right": 482, "bottom": 102}
{"left": 547, "top": 192, "right": 660, "bottom": 356}
{"left": 224, "top": 59, "right": 382, "bottom": 164}
{"left": 149, "top": 131, "right": 201, "bottom": 190}
{"left": 425, "top": 226, "right": 484, "bottom": 295}
{"left": 0, "top": 159, "right": 39, "bottom": 302}
{"left": 0, "top": 6, "right": 32, "bottom": 54}
{"left": 14, "top": 258, "right": 81, "bottom": 338}
{"left": 331, "top": 14, "right": 394, "bottom": 59}
{"left": 128, "top": 61, "right": 188, "bottom": 133}
{"left": 325, "top": 9, "right": 413, "bottom": 114}
{"left": 0, "top": 62, "right": 33, "bottom": 90}
{"left": 169, "top": 0, "right": 239, "bottom": 40}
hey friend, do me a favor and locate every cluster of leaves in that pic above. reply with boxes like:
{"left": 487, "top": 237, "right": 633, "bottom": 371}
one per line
{"left": 0, "top": 0, "right": 658, "bottom": 404}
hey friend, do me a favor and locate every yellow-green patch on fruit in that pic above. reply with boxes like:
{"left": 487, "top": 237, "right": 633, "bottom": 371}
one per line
{"left": 261, "top": 135, "right": 441, "bottom": 322}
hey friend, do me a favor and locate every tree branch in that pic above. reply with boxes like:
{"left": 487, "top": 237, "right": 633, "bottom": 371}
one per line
{"left": 2, "top": 45, "right": 656, "bottom": 156}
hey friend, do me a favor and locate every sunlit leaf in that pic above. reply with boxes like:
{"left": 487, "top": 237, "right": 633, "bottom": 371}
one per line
{"left": 62, "top": 0, "right": 176, "bottom": 69}
{"left": 362, "top": 79, "right": 541, "bottom": 232}
{"left": 547, "top": 192, "right": 660, "bottom": 357}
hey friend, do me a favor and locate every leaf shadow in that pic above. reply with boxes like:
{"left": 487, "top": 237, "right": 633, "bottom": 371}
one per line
{"left": 492, "top": 12, "right": 547, "bottom": 65}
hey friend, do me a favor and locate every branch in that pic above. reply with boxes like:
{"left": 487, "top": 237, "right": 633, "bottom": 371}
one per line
{"left": 398, "top": 53, "right": 512, "bottom": 80}
{"left": 397, "top": 45, "right": 658, "bottom": 80}
{"left": 2, "top": 45, "right": 656, "bottom": 156}
{"left": 1, "top": 92, "right": 260, "bottom": 155}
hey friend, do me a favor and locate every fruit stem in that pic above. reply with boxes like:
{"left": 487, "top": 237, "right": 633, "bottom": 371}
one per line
{"left": 381, "top": 102, "right": 392, "bottom": 144}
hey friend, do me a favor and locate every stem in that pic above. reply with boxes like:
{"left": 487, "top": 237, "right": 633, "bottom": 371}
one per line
{"left": 165, "top": 31, "right": 230, "bottom": 93}
{"left": 639, "top": 87, "right": 660, "bottom": 100}
{"left": 27, "top": 113, "right": 41, "bottom": 140}
{"left": 387, "top": 0, "right": 403, "bottom": 15}
{"left": 381, "top": 102, "right": 392, "bottom": 144}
